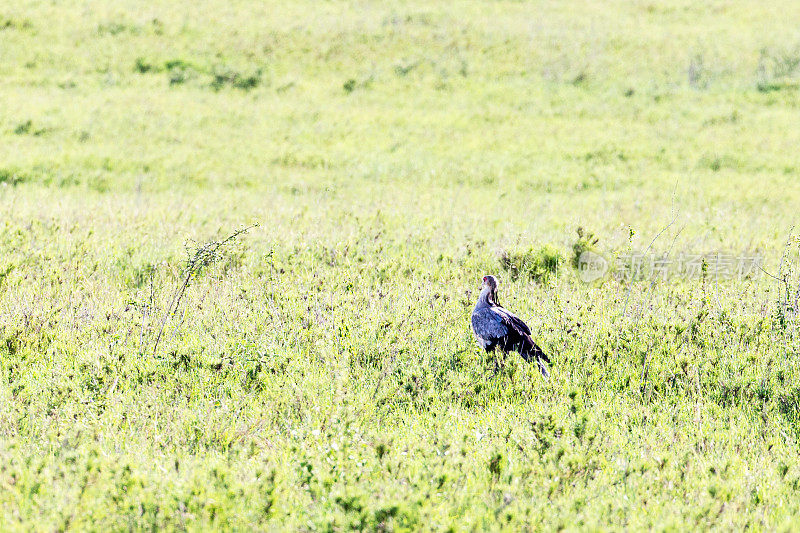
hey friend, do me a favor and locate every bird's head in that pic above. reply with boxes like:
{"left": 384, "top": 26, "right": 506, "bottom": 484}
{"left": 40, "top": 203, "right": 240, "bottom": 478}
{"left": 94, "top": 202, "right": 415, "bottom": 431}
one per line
{"left": 481, "top": 275, "right": 499, "bottom": 291}
{"left": 481, "top": 275, "right": 500, "bottom": 304}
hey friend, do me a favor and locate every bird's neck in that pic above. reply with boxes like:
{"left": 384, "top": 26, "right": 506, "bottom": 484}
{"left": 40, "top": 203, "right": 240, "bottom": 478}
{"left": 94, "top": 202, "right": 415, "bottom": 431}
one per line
{"left": 476, "top": 286, "right": 498, "bottom": 308}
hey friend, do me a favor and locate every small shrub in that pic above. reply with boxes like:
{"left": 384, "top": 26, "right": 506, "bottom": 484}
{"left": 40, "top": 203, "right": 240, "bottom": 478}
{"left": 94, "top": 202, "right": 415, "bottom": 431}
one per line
{"left": 394, "top": 62, "right": 418, "bottom": 77}
{"left": 0, "top": 168, "right": 27, "bottom": 186}
{"left": 571, "top": 227, "right": 599, "bottom": 269}
{"left": 756, "top": 46, "right": 800, "bottom": 92}
{"left": 165, "top": 59, "right": 195, "bottom": 86}
{"left": 1, "top": 17, "right": 33, "bottom": 31}
{"left": 488, "top": 452, "right": 503, "bottom": 478}
{"left": 499, "top": 244, "right": 564, "bottom": 282}
{"left": 211, "top": 65, "right": 263, "bottom": 91}
{"left": 13, "top": 120, "right": 47, "bottom": 136}
{"left": 97, "top": 21, "right": 130, "bottom": 36}
{"left": 134, "top": 57, "right": 155, "bottom": 74}
{"left": 13, "top": 120, "right": 32, "bottom": 135}
{"left": 342, "top": 74, "right": 374, "bottom": 94}
{"left": 0, "top": 263, "right": 14, "bottom": 288}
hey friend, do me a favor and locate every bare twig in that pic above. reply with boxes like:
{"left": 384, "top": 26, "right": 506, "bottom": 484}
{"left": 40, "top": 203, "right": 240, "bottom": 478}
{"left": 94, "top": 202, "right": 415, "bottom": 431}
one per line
{"left": 139, "top": 267, "right": 155, "bottom": 355}
{"left": 635, "top": 224, "right": 686, "bottom": 323}
{"left": 622, "top": 182, "right": 680, "bottom": 318}
{"left": 758, "top": 228, "right": 798, "bottom": 323}
{"left": 151, "top": 223, "right": 258, "bottom": 358}
{"left": 795, "top": 244, "right": 800, "bottom": 313}
{"left": 757, "top": 264, "right": 786, "bottom": 284}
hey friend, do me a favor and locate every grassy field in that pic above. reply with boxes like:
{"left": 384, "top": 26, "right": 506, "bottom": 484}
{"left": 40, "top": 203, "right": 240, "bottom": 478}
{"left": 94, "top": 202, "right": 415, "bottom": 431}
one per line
{"left": 2, "top": 0, "right": 800, "bottom": 530}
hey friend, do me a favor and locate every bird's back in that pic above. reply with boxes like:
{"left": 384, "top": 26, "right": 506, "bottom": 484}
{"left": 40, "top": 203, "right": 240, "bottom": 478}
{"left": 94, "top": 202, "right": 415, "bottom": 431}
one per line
{"left": 471, "top": 305, "right": 509, "bottom": 345}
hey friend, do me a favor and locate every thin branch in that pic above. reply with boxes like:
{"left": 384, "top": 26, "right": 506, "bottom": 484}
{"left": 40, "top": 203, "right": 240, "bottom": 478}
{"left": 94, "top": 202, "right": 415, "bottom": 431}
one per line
{"left": 151, "top": 223, "right": 258, "bottom": 358}
{"left": 757, "top": 264, "right": 786, "bottom": 284}
{"left": 622, "top": 182, "right": 680, "bottom": 318}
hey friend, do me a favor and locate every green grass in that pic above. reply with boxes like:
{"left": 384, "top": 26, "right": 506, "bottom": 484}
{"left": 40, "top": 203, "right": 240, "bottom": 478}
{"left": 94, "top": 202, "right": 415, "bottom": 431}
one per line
{"left": 2, "top": 0, "right": 800, "bottom": 530}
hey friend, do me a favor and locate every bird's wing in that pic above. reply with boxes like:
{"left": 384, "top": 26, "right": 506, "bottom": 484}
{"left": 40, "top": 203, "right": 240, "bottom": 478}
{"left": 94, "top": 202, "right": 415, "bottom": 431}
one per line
{"left": 494, "top": 306, "right": 532, "bottom": 336}
{"left": 496, "top": 306, "right": 550, "bottom": 364}
{"left": 471, "top": 307, "right": 509, "bottom": 340}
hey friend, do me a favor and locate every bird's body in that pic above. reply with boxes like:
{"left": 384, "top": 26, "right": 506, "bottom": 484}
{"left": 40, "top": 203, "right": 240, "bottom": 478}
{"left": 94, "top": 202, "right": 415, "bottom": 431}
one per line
{"left": 471, "top": 275, "right": 550, "bottom": 377}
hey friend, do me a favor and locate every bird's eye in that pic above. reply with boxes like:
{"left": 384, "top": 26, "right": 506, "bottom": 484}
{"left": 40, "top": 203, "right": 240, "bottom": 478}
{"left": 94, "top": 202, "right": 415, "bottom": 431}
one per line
{"left": 482, "top": 276, "right": 487, "bottom": 282}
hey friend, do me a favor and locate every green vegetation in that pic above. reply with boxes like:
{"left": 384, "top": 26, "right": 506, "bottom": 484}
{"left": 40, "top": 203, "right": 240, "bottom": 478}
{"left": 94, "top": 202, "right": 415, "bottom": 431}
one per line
{"left": 500, "top": 244, "right": 564, "bottom": 283}
{"left": 2, "top": 0, "right": 800, "bottom": 529}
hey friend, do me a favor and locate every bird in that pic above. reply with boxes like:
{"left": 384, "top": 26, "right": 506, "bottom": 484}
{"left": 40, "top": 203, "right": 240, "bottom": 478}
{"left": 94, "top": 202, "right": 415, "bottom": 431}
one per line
{"left": 471, "top": 275, "right": 551, "bottom": 377}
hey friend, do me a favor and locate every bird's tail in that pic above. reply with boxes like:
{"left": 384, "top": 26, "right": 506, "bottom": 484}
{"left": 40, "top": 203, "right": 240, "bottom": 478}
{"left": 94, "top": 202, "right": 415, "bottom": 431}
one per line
{"left": 537, "top": 357, "right": 550, "bottom": 378}
{"left": 522, "top": 338, "right": 550, "bottom": 378}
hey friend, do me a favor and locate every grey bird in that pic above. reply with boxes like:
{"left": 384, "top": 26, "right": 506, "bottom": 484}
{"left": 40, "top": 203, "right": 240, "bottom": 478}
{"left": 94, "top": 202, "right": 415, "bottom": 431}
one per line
{"left": 471, "top": 275, "right": 551, "bottom": 377}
